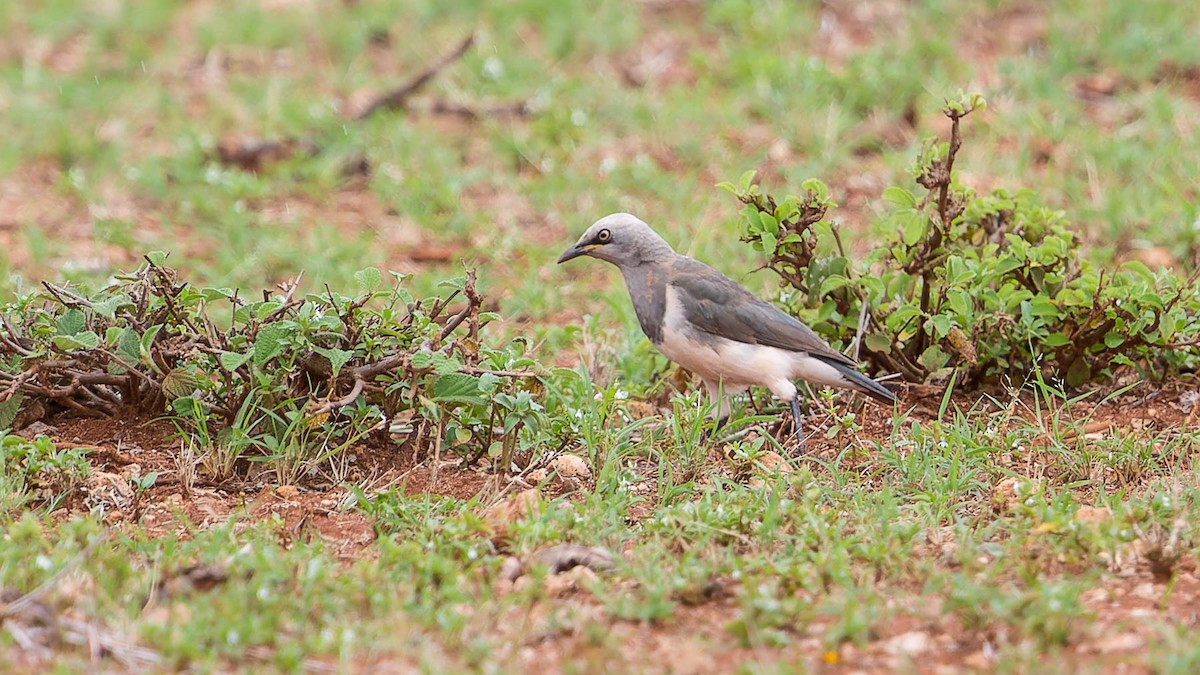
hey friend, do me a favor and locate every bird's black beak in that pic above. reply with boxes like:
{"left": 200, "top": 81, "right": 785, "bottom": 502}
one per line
{"left": 557, "top": 243, "right": 595, "bottom": 264}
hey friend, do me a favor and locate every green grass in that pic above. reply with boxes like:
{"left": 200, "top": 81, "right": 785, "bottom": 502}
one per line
{"left": 3, "top": 399, "right": 1198, "bottom": 670}
{"left": 2, "top": 0, "right": 1200, "bottom": 670}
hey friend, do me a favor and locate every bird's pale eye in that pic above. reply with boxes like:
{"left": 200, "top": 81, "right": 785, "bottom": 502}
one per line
{"left": 597, "top": 229, "right": 612, "bottom": 243}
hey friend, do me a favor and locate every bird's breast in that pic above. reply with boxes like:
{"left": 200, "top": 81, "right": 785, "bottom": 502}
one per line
{"left": 656, "top": 286, "right": 723, "bottom": 377}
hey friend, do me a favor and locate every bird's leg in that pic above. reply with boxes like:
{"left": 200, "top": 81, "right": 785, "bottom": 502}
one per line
{"left": 715, "top": 393, "right": 731, "bottom": 431}
{"left": 796, "top": 383, "right": 813, "bottom": 415}
{"left": 790, "top": 396, "right": 805, "bottom": 454}
{"left": 701, "top": 379, "right": 730, "bottom": 441}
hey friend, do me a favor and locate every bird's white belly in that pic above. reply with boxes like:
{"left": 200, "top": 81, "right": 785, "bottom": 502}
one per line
{"left": 656, "top": 286, "right": 853, "bottom": 399}
{"left": 657, "top": 330, "right": 776, "bottom": 387}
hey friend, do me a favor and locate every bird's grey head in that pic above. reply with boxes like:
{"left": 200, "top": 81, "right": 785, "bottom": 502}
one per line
{"left": 557, "top": 213, "right": 676, "bottom": 269}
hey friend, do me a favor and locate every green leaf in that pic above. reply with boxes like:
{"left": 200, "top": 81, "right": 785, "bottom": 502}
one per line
{"left": 91, "top": 294, "right": 129, "bottom": 319}
{"left": 478, "top": 372, "right": 501, "bottom": 394}
{"left": 432, "top": 373, "right": 485, "bottom": 405}
{"left": 411, "top": 351, "right": 460, "bottom": 375}
{"left": 1028, "top": 297, "right": 1058, "bottom": 317}
{"left": 918, "top": 345, "right": 951, "bottom": 371}
{"left": 219, "top": 351, "right": 252, "bottom": 371}
{"left": 116, "top": 327, "right": 141, "bottom": 365}
{"left": 927, "top": 315, "right": 953, "bottom": 339}
{"left": 1119, "top": 260, "right": 1155, "bottom": 281}
{"left": 140, "top": 325, "right": 164, "bottom": 361}
{"left": 1103, "top": 332, "right": 1124, "bottom": 349}
{"left": 255, "top": 301, "right": 283, "bottom": 320}
{"left": 0, "top": 392, "right": 25, "bottom": 430}
{"left": 354, "top": 267, "right": 382, "bottom": 292}
{"left": 800, "top": 178, "right": 829, "bottom": 202}
{"left": 433, "top": 354, "right": 459, "bottom": 375}
{"left": 759, "top": 212, "right": 780, "bottom": 236}
{"left": 889, "top": 304, "right": 922, "bottom": 327}
{"left": 146, "top": 251, "right": 169, "bottom": 266}
{"left": 774, "top": 197, "right": 800, "bottom": 222}
{"left": 438, "top": 277, "right": 466, "bottom": 291}
{"left": 452, "top": 426, "right": 471, "bottom": 443}
{"left": 900, "top": 212, "right": 926, "bottom": 246}
{"left": 760, "top": 231, "right": 777, "bottom": 255}
{"left": 945, "top": 289, "right": 973, "bottom": 319}
{"left": 170, "top": 396, "right": 205, "bottom": 419}
{"left": 200, "top": 287, "right": 237, "bottom": 301}
{"left": 882, "top": 186, "right": 917, "bottom": 208}
{"left": 993, "top": 257, "right": 1023, "bottom": 276}
{"left": 162, "top": 367, "right": 204, "bottom": 399}
{"left": 313, "top": 347, "right": 354, "bottom": 376}
{"left": 738, "top": 169, "right": 757, "bottom": 194}
{"left": 817, "top": 274, "right": 852, "bottom": 296}
{"left": 1163, "top": 316, "right": 1181, "bottom": 341}
{"left": 1043, "top": 333, "right": 1071, "bottom": 348}
{"left": 253, "top": 322, "right": 298, "bottom": 366}
{"left": 741, "top": 205, "right": 764, "bottom": 233}
{"left": 864, "top": 333, "right": 892, "bottom": 353}
{"left": 55, "top": 309, "right": 86, "bottom": 336}
{"left": 53, "top": 331, "right": 99, "bottom": 351}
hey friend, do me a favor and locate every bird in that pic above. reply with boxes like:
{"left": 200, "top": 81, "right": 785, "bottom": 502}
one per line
{"left": 557, "top": 212, "right": 897, "bottom": 449}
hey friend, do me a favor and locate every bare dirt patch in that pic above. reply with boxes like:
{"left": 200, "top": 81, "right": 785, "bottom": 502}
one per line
{"left": 33, "top": 375, "right": 1200, "bottom": 520}
{"left": 0, "top": 161, "right": 159, "bottom": 280}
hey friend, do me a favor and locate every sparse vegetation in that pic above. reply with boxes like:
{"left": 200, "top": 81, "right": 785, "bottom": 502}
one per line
{"left": 1, "top": 0, "right": 1200, "bottom": 672}
{"left": 728, "top": 93, "right": 1200, "bottom": 387}
{"left": 0, "top": 432, "right": 90, "bottom": 513}
{"left": 0, "top": 256, "right": 563, "bottom": 484}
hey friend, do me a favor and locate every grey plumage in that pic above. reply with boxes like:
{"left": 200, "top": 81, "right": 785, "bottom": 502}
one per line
{"left": 558, "top": 213, "right": 897, "bottom": 443}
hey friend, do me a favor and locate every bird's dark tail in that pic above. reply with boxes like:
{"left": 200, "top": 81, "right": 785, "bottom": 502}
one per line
{"left": 824, "top": 358, "right": 898, "bottom": 405}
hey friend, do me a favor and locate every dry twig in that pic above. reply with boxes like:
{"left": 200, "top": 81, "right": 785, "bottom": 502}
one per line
{"left": 354, "top": 34, "right": 475, "bottom": 121}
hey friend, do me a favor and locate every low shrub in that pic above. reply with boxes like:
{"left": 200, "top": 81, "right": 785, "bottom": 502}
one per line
{"left": 722, "top": 93, "right": 1200, "bottom": 387}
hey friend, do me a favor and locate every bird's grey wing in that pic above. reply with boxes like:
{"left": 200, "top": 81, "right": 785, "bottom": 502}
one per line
{"left": 671, "top": 260, "right": 858, "bottom": 367}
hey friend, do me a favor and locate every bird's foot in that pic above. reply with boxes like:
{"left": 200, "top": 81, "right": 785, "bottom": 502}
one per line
{"left": 789, "top": 397, "right": 806, "bottom": 456}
